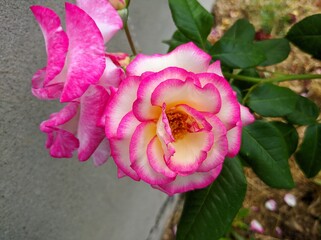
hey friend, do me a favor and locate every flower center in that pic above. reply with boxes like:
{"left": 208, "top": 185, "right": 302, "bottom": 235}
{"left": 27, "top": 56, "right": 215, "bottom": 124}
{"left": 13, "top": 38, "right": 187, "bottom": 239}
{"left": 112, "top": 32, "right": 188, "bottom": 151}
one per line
{"left": 166, "top": 109, "right": 200, "bottom": 140}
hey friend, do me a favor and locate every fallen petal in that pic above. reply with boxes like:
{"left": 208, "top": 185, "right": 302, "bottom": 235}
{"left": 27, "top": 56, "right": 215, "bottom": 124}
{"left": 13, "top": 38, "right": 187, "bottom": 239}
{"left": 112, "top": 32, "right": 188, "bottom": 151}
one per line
{"left": 265, "top": 199, "right": 277, "bottom": 211}
{"left": 284, "top": 193, "right": 297, "bottom": 207}
{"left": 275, "top": 226, "right": 282, "bottom": 237}
{"left": 250, "top": 219, "right": 264, "bottom": 234}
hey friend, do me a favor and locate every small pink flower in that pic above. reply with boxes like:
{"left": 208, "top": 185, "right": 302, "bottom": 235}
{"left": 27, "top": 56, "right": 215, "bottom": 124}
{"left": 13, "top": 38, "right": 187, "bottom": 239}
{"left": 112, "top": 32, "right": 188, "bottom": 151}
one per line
{"left": 250, "top": 219, "right": 264, "bottom": 233}
{"left": 31, "top": 1, "right": 124, "bottom": 164}
{"left": 106, "top": 42, "right": 255, "bottom": 195}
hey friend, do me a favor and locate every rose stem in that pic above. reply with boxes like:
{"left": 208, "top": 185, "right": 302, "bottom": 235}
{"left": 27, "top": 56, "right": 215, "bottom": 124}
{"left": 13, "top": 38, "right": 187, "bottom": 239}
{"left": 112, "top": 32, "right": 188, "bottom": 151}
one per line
{"left": 223, "top": 72, "right": 321, "bottom": 83}
{"left": 124, "top": 23, "right": 137, "bottom": 56}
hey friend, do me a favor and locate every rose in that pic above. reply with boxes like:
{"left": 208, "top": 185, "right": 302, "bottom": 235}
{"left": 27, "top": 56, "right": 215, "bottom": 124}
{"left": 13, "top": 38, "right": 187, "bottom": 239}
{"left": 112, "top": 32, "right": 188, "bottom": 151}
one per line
{"left": 31, "top": 1, "right": 124, "bottom": 164}
{"left": 30, "top": 0, "right": 123, "bottom": 101}
{"left": 106, "top": 42, "right": 254, "bottom": 195}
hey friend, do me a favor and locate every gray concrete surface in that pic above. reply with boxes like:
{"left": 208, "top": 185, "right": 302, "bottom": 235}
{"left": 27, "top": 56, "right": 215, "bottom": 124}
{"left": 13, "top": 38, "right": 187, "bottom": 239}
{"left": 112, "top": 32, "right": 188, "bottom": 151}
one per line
{"left": 0, "top": 1, "right": 213, "bottom": 239}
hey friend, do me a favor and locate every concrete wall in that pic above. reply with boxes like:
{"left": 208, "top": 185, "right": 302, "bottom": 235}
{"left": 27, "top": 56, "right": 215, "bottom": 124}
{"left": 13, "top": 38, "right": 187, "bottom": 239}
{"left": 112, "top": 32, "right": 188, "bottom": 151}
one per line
{"left": 0, "top": 1, "right": 213, "bottom": 239}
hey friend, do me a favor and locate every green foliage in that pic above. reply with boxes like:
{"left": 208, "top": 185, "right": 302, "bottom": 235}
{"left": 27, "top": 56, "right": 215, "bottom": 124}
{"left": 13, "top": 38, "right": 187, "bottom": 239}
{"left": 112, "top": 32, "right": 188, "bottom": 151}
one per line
{"left": 209, "top": 19, "right": 291, "bottom": 68}
{"left": 211, "top": 39, "right": 266, "bottom": 69}
{"left": 167, "top": 3, "right": 321, "bottom": 239}
{"left": 246, "top": 83, "right": 298, "bottom": 117}
{"left": 176, "top": 157, "right": 247, "bottom": 240}
{"left": 220, "top": 19, "right": 255, "bottom": 42}
{"left": 240, "top": 121, "right": 294, "bottom": 189}
{"left": 295, "top": 124, "right": 321, "bottom": 178}
{"left": 285, "top": 95, "right": 320, "bottom": 125}
{"left": 168, "top": 0, "right": 213, "bottom": 48}
{"left": 210, "top": 19, "right": 266, "bottom": 68}
{"left": 254, "top": 39, "right": 290, "bottom": 66}
{"left": 286, "top": 14, "right": 321, "bottom": 60}
{"left": 270, "top": 121, "right": 299, "bottom": 157}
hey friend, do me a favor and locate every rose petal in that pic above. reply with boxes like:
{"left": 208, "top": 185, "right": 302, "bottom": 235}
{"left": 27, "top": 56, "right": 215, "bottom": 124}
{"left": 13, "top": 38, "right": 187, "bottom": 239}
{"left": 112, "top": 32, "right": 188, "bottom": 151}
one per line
{"left": 98, "top": 57, "right": 125, "bottom": 89}
{"left": 265, "top": 199, "right": 277, "bottom": 211}
{"left": 40, "top": 103, "right": 80, "bottom": 158}
{"left": 92, "top": 138, "right": 110, "bottom": 166}
{"left": 61, "top": 3, "right": 106, "bottom": 102}
{"left": 127, "top": 42, "right": 211, "bottom": 76}
{"left": 30, "top": 6, "right": 68, "bottom": 99}
{"left": 284, "top": 193, "right": 296, "bottom": 207}
{"left": 105, "top": 76, "right": 140, "bottom": 138}
{"left": 156, "top": 104, "right": 176, "bottom": 162}
{"left": 107, "top": 52, "right": 130, "bottom": 68}
{"left": 147, "top": 136, "right": 177, "bottom": 178}
{"left": 133, "top": 67, "right": 196, "bottom": 121}
{"left": 156, "top": 164, "right": 223, "bottom": 195}
{"left": 275, "top": 226, "right": 282, "bottom": 237}
{"left": 76, "top": 0, "right": 123, "bottom": 43}
{"left": 31, "top": 68, "right": 64, "bottom": 99}
{"left": 198, "top": 114, "right": 228, "bottom": 172}
{"left": 240, "top": 104, "right": 255, "bottom": 126}
{"left": 117, "top": 168, "right": 126, "bottom": 178}
{"left": 198, "top": 73, "right": 240, "bottom": 130}
{"left": 130, "top": 122, "right": 175, "bottom": 184}
{"left": 77, "top": 85, "right": 110, "bottom": 161}
{"left": 117, "top": 111, "right": 141, "bottom": 139}
{"left": 168, "top": 130, "right": 213, "bottom": 174}
{"left": 98, "top": 86, "right": 117, "bottom": 128}
{"left": 110, "top": 110, "right": 141, "bottom": 180}
{"left": 151, "top": 78, "right": 221, "bottom": 113}
{"left": 250, "top": 219, "right": 264, "bottom": 233}
{"left": 226, "top": 121, "right": 242, "bottom": 158}
{"left": 110, "top": 138, "right": 140, "bottom": 181}
{"left": 207, "top": 60, "right": 223, "bottom": 77}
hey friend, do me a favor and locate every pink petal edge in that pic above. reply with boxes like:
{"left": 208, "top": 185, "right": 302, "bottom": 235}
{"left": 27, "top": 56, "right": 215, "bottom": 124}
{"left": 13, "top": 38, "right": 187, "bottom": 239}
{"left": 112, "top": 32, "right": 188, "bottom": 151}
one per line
{"left": 127, "top": 42, "right": 212, "bottom": 76}
{"left": 61, "top": 3, "right": 106, "bottom": 102}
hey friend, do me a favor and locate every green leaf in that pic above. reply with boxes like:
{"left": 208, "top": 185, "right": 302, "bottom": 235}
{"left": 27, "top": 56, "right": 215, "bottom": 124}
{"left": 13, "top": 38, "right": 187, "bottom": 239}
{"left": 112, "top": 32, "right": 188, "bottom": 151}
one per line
{"left": 176, "top": 157, "right": 247, "bottom": 240}
{"left": 210, "top": 19, "right": 266, "bottom": 69}
{"left": 254, "top": 39, "right": 290, "bottom": 66}
{"left": 270, "top": 121, "right": 299, "bottom": 157}
{"left": 163, "top": 30, "right": 190, "bottom": 52}
{"left": 286, "top": 14, "right": 321, "bottom": 60}
{"left": 240, "top": 120, "right": 294, "bottom": 188}
{"left": 221, "top": 19, "right": 255, "bottom": 42}
{"left": 211, "top": 39, "right": 266, "bottom": 68}
{"left": 285, "top": 95, "right": 319, "bottom": 125}
{"left": 295, "top": 124, "right": 321, "bottom": 178}
{"left": 246, "top": 83, "right": 298, "bottom": 117}
{"left": 168, "top": 0, "right": 213, "bottom": 48}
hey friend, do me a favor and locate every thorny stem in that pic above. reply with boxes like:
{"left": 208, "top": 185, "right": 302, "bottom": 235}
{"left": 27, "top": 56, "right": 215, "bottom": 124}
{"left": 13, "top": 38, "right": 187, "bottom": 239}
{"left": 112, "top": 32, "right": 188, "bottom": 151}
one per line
{"left": 124, "top": 23, "right": 137, "bottom": 56}
{"left": 223, "top": 72, "right": 321, "bottom": 83}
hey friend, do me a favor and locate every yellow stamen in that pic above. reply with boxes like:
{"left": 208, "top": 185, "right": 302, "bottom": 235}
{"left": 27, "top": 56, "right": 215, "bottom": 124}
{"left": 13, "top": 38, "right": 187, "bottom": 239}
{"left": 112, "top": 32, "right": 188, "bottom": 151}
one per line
{"left": 166, "top": 109, "right": 190, "bottom": 140}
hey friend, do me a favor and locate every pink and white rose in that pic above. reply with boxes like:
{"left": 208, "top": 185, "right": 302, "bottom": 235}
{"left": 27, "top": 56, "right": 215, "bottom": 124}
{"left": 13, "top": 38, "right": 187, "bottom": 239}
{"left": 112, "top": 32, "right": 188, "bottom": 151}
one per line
{"left": 106, "top": 42, "right": 255, "bottom": 195}
{"left": 30, "top": 0, "right": 123, "bottom": 101}
{"left": 31, "top": 1, "right": 124, "bottom": 164}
